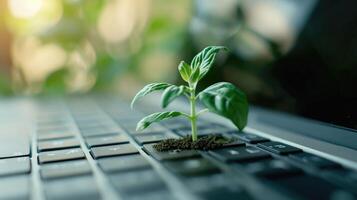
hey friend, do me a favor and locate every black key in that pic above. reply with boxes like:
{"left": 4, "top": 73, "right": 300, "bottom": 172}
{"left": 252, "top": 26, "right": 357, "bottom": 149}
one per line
{"left": 38, "top": 138, "right": 80, "bottom": 152}
{"left": 324, "top": 168, "right": 357, "bottom": 191}
{"left": 143, "top": 144, "right": 200, "bottom": 161}
{"left": 135, "top": 132, "right": 177, "bottom": 145}
{"left": 209, "top": 146, "right": 271, "bottom": 162}
{"left": 289, "top": 152, "right": 340, "bottom": 169}
{"left": 198, "top": 186, "right": 251, "bottom": 200}
{"left": 221, "top": 137, "right": 245, "bottom": 148}
{"left": 164, "top": 158, "right": 220, "bottom": 176}
{"left": 268, "top": 175, "right": 355, "bottom": 200}
{"left": 38, "top": 132, "right": 74, "bottom": 141}
{"left": 235, "top": 133, "right": 269, "bottom": 144}
{"left": 38, "top": 148, "right": 85, "bottom": 164}
{"left": 257, "top": 141, "right": 301, "bottom": 155}
{"left": 98, "top": 155, "right": 150, "bottom": 173}
{"left": 90, "top": 144, "right": 138, "bottom": 159}
{"left": 85, "top": 134, "right": 129, "bottom": 148}
{"left": 0, "top": 176, "right": 30, "bottom": 200}
{"left": 41, "top": 160, "right": 92, "bottom": 180}
{"left": 110, "top": 169, "right": 167, "bottom": 194}
{"left": 243, "top": 159, "right": 303, "bottom": 178}
{"left": 44, "top": 176, "right": 101, "bottom": 200}
{"left": 0, "top": 157, "right": 31, "bottom": 176}
{"left": 161, "top": 118, "right": 190, "bottom": 129}
{"left": 174, "top": 126, "right": 224, "bottom": 137}
{"left": 0, "top": 131, "right": 30, "bottom": 159}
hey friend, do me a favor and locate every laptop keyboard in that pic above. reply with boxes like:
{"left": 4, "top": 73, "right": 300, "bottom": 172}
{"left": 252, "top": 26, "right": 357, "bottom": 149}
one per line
{"left": 0, "top": 97, "right": 356, "bottom": 200}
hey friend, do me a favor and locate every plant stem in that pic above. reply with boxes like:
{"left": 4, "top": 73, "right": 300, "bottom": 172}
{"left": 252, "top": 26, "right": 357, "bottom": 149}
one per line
{"left": 189, "top": 85, "right": 198, "bottom": 142}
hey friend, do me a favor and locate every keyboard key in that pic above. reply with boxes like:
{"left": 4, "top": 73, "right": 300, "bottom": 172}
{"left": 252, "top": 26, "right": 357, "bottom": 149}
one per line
{"left": 174, "top": 126, "right": 224, "bottom": 137}
{"left": 242, "top": 159, "right": 303, "bottom": 178}
{"left": 257, "top": 142, "right": 302, "bottom": 155}
{"left": 85, "top": 134, "right": 129, "bottom": 148}
{"left": 143, "top": 144, "right": 200, "bottom": 161}
{"left": 38, "top": 138, "right": 80, "bottom": 152}
{"left": 38, "top": 148, "right": 85, "bottom": 164}
{"left": 41, "top": 160, "right": 92, "bottom": 180}
{"left": 37, "top": 132, "right": 74, "bottom": 141}
{"left": 209, "top": 146, "right": 271, "bottom": 162}
{"left": 289, "top": 152, "right": 340, "bottom": 169}
{"left": 0, "top": 176, "right": 30, "bottom": 200}
{"left": 80, "top": 128, "right": 118, "bottom": 137}
{"left": 221, "top": 137, "right": 245, "bottom": 148}
{"left": 37, "top": 125, "right": 71, "bottom": 133}
{"left": 44, "top": 176, "right": 101, "bottom": 200}
{"left": 327, "top": 169, "right": 357, "bottom": 191}
{"left": 110, "top": 169, "right": 167, "bottom": 194}
{"left": 98, "top": 155, "right": 150, "bottom": 173}
{"left": 268, "top": 174, "right": 355, "bottom": 200}
{"left": 124, "top": 124, "right": 167, "bottom": 135}
{"left": 90, "top": 144, "right": 138, "bottom": 159}
{"left": 164, "top": 158, "right": 220, "bottom": 176}
{"left": 235, "top": 133, "right": 269, "bottom": 144}
{"left": 0, "top": 131, "right": 30, "bottom": 159}
{"left": 134, "top": 132, "right": 177, "bottom": 145}
{"left": 0, "top": 157, "right": 31, "bottom": 176}
{"left": 198, "top": 185, "right": 252, "bottom": 200}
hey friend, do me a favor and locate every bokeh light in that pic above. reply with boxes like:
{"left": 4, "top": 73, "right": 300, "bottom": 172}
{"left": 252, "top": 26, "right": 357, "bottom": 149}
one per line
{"left": 8, "top": 0, "right": 43, "bottom": 19}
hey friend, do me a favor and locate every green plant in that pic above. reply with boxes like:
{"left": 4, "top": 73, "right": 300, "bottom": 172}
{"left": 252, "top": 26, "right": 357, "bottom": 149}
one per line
{"left": 131, "top": 46, "right": 249, "bottom": 142}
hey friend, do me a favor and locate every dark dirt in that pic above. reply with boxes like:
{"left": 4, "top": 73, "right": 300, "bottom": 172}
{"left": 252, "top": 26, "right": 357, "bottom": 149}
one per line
{"left": 153, "top": 134, "right": 234, "bottom": 152}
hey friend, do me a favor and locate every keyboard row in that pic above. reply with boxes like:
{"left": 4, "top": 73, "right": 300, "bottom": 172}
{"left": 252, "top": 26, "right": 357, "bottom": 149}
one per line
{"left": 2, "top": 103, "right": 357, "bottom": 200}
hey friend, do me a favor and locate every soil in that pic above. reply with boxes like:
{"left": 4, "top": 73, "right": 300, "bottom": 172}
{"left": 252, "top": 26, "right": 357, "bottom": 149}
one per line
{"left": 153, "top": 134, "right": 234, "bottom": 152}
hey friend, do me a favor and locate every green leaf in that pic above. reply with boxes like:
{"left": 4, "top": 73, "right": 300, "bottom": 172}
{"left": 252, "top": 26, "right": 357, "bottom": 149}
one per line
{"left": 178, "top": 61, "right": 191, "bottom": 82}
{"left": 198, "top": 82, "right": 248, "bottom": 131}
{"left": 190, "top": 46, "right": 227, "bottom": 81}
{"left": 136, "top": 111, "right": 183, "bottom": 131}
{"left": 131, "top": 83, "right": 172, "bottom": 108}
{"left": 189, "top": 65, "right": 200, "bottom": 84}
{"left": 161, "top": 85, "right": 187, "bottom": 108}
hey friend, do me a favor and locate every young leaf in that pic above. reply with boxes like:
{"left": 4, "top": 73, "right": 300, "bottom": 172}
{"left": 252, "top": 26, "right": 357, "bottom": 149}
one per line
{"left": 178, "top": 61, "right": 191, "bottom": 82}
{"left": 161, "top": 85, "right": 187, "bottom": 108}
{"left": 190, "top": 46, "right": 227, "bottom": 81}
{"left": 189, "top": 65, "right": 200, "bottom": 84}
{"left": 136, "top": 111, "right": 183, "bottom": 131}
{"left": 198, "top": 82, "right": 248, "bottom": 131}
{"left": 131, "top": 83, "right": 172, "bottom": 108}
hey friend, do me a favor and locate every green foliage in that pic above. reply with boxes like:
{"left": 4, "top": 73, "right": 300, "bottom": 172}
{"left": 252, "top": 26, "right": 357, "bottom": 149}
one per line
{"left": 190, "top": 46, "right": 227, "bottom": 81}
{"left": 131, "top": 46, "right": 249, "bottom": 142}
{"left": 136, "top": 111, "right": 183, "bottom": 131}
{"left": 161, "top": 85, "right": 189, "bottom": 108}
{"left": 198, "top": 82, "right": 248, "bottom": 130}
{"left": 131, "top": 82, "right": 172, "bottom": 108}
{"left": 178, "top": 61, "right": 191, "bottom": 82}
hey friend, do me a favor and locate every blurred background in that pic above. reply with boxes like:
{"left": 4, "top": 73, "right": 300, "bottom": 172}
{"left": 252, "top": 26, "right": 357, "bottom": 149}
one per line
{"left": 0, "top": 0, "right": 356, "bottom": 128}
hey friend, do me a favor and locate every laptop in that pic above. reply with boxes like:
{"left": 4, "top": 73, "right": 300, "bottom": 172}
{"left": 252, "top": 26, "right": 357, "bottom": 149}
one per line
{"left": 0, "top": 91, "right": 356, "bottom": 200}
{"left": 1, "top": 1, "right": 357, "bottom": 200}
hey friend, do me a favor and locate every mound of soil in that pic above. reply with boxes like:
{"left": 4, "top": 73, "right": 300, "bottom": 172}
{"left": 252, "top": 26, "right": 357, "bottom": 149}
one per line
{"left": 153, "top": 134, "right": 234, "bottom": 152}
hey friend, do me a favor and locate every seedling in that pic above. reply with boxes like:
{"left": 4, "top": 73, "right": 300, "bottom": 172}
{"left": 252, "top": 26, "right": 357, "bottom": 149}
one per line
{"left": 131, "top": 46, "right": 248, "bottom": 149}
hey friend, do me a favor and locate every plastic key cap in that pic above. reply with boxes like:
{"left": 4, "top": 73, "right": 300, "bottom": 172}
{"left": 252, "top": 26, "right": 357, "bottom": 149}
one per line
{"left": 0, "top": 157, "right": 31, "bottom": 176}
{"left": 41, "top": 160, "right": 92, "bottom": 179}
{"left": 209, "top": 146, "right": 271, "bottom": 162}
{"left": 38, "top": 148, "right": 85, "bottom": 164}
{"left": 257, "top": 141, "right": 302, "bottom": 155}
{"left": 85, "top": 134, "right": 129, "bottom": 148}
{"left": 90, "top": 144, "right": 138, "bottom": 159}
{"left": 38, "top": 138, "right": 80, "bottom": 152}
